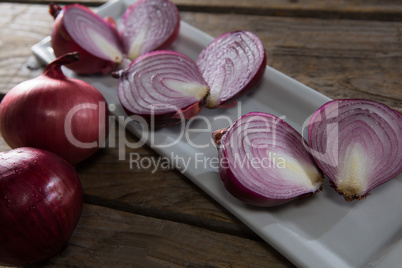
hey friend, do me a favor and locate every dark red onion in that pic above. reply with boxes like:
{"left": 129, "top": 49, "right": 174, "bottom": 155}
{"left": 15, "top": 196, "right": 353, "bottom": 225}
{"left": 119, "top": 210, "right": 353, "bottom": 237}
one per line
{"left": 214, "top": 112, "right": 323, "bottom": 207}
{"left": 114, "top": 50, "right": 210, "bottom": 127}
{"left": 196, "top": 31, "right": 266, "bottom": 108}
{"left": 0, "top": 52, "right": 109, "bottom": 165}
{"left": 308, "top": 99, "right": 402, "bottom": 201}
{"left": 0, "top": 147, "right": 83, "bottom": 266}
{"left": 121, "top": 0, "right": 180, "bottom": 60}
{"left": 50, "top": 3, "right": 123, "bottom": 74}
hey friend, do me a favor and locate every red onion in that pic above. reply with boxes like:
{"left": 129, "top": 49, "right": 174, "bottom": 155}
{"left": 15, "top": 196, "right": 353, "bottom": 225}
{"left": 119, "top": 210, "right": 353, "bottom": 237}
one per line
{"left": 214, "top": 112, "right": 323, "bottom": 207}
{"left": 196, "top": 31, "right": 266, "bottom": 108}
{"left": 121, "top": 0, "right": 180, "bottom": 60}
{"left": 114, "top": 50, "right": 210, "bottom": 127}
{"left": 308, "top": 99, "right": 402, "bottom": 201}
{"left": 50, "top": 3, "right": 123, "bottom": 74}
{"left": 0, "top": 147, "right": 83, "bottom": 266}
{"left": 0, "top": 52, "right": 108, "bottom": 165}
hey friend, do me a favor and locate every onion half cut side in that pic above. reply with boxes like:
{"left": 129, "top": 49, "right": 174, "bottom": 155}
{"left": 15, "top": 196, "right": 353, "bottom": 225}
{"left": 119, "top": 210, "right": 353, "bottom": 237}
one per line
{"left": 308, "top": 99, "right": 402, "bottom": 201}
{"left": 121, "top": 0, "right": 180, "bottom": 61}
{"left": 214, "top": 112, "right": 324, "bottom": 207}
{"left": 50, "top": 3, "right": 123, "bottom": 74}
{"left": 115, "top": 51, "right": 210, "bottom": 127}
{"left": 196, "top": 31, "right": 266, "bottom": 108}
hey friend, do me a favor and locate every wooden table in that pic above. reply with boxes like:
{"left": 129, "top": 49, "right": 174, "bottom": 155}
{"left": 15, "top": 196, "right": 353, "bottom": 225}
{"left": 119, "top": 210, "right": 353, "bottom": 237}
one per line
{"left": 0, "top": 0, "right": 401, "bottom": 267}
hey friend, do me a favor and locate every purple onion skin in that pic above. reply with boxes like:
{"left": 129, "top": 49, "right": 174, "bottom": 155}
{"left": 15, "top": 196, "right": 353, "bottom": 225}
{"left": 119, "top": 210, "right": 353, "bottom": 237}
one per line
{"left": 120, "top": 99, "right": 208, "bottom": 128}
{"left": 215, "top": 112, "right": 323, "bottom": 207}
{"left": 0, "top": 148, "right": 83, "bottom": 266}
{"left": 308, "top": 99, "right": 402, "bottom": 201}
{"left": 50, "top": 3, "right": 122, "bottom": 75}
{"left": 0, "top": 53, "right": 109, "bottom": 165}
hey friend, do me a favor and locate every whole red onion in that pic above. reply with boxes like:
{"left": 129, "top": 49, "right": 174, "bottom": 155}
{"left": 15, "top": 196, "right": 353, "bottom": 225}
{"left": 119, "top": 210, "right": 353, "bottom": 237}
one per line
{"left": 0, "top": 147, "right": 83, "bottom": 266}
{"left": 0, "top": 52, "right": 109, "bottom": 165}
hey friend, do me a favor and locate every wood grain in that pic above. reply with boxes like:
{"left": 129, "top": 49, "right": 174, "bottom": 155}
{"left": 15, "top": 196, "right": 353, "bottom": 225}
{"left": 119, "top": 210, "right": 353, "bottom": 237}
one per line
{"left": 9, "top": 0, "right": 402, "bottom": 20}
{"left": 28, "top": 204, "right": 293, "bottom": 267}
{"left": 0, "top": 3, "right": 53, "bottom": 95}
{"left": 175, "top": 0, "right": 402, "bottom": 21}
{"left": 76, "top": 121, "right": 257, "bottom": 239}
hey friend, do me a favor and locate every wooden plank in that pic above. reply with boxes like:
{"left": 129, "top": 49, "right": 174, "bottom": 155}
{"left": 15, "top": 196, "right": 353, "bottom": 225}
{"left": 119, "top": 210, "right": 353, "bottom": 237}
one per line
{"left": 35, "top": 203, "right": 294, "bottom": 267}
{"left": 0, "top": 123, "right": 255, "bottom": 239}
{"left": 77, "top": 121, "right": 257, "bottom": 238}
{"left": 0, "top": 3, "right": 53, "bottom": 95}
{"left": 9, "top": 0, "right": 402, "bottom": 20}
{"left": 175, "top": 0, "right": 402, "bottom": 21}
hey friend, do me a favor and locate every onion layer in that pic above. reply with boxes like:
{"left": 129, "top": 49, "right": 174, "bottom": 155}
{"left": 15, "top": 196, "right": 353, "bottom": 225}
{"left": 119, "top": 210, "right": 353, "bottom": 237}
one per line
{"left": 308, "top": 99, "right": 402, "bottom": 201}
{"left": 214, "top": 112, "right": 323, "bottom": 207}
{"left": 50, "top": 3, "right": 123, "bottom": 74}
{"left": 0, "top": 52, "right": 109, "bottom": 165}
{"left": 196, "top": 31, "right": 266, "bottom": 108}
{"left": 121, "top": 0, "right": 180, "bottom": 60}
{"left": 0, "top": 147, "right": 83, "bottom": 266}
{"left": 114, "top": 50, "right": 209, "bottom": 127}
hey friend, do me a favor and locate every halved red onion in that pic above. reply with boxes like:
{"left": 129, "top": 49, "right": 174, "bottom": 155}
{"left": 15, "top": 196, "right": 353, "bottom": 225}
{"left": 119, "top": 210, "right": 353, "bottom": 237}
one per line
{"left": 114, "top": 50, "right": 209, "bottom": 127}
{"left": 308, "top": 99, "right": 402, "bottom": 201}
{"left": 121, "top": 0, "right": 180, "bottom": 60}
{"left": 50, "top": 3, "right": 123, "bottom": 74}
{"left": 196, "top": 31, "right": 266, "bottom": 108}
{"left": 214, "top": 112, "right": 323, "bottom": 207}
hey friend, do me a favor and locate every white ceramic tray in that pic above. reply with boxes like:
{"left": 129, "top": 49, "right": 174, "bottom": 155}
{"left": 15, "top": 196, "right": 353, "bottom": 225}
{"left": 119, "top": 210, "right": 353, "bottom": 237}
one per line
{"left": 32, "top": 0, "right": 402, "bottom": 267}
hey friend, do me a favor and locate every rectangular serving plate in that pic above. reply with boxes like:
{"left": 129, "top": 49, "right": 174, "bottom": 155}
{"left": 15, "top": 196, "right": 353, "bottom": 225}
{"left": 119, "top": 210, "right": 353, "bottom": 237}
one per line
{"left": 32, "top": 0, "right": 402, "bottom": 267}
